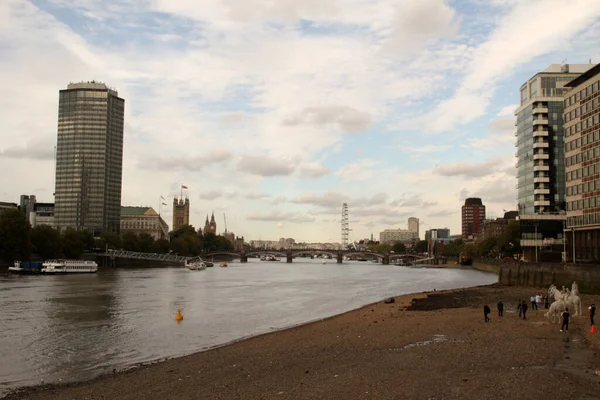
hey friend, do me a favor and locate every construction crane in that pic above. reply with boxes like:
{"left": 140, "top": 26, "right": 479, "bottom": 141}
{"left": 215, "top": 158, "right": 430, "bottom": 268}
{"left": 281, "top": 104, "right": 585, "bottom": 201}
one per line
{"left": 223, "top": 213, "right": 228, "bottom": 233}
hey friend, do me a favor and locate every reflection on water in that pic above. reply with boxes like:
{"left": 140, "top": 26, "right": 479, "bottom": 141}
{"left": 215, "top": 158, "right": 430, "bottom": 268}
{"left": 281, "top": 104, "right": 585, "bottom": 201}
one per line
{"left": 0, "top": 260, "right": 496, "bottom": 393}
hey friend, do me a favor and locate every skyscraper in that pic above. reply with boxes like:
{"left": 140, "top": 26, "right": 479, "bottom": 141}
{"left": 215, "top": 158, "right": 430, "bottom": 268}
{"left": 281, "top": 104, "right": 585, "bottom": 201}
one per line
{"left": 461, "top": 198, "right": 485, "bottom": 241}
{"left": 515, "top": 64, "right": 593, "bottom": 214}
{"left": 172, "top": 197, "right": 190, "bottom": 232}
{"left": 54, "top": 82, "right": 125, "bottom": 235}
{"left": 408, "top": 217, "right": 419, "bottom": 238}
{"left": 564, "top": 63, "right": 600, "bottom": 261}
{"left": 515, "top": 64, "right": 595, "bottom": 262}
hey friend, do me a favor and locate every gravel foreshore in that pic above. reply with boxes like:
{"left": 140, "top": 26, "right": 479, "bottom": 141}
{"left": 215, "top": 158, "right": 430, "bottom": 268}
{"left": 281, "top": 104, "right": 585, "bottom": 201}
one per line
{"left": 6, "top": 284, "right": 600, "bottom": 400}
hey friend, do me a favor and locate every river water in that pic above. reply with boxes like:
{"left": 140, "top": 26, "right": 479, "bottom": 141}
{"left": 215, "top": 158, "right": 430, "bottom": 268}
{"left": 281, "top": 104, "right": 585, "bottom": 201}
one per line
{"left": 0, "top": 259, "right": 496, "bottom": 394}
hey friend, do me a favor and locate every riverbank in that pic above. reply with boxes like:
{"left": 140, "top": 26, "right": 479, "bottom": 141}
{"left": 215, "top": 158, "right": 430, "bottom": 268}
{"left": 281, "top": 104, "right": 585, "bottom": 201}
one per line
{"left": 5, "top": 284, "right": 600, "bottom": 400}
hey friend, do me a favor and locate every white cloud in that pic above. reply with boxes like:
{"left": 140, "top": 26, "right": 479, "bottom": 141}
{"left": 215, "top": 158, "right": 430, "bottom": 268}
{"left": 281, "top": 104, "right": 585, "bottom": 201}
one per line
{"left": 246, "top": 211, "right": 315, "bottom": 223}
{"left": 298, "top": 162, "right": 330, "bottom": 179}
{"left": 237, "top": 155, "right": 296, "bottom": 176}
{"left": 335, "top": 159, "right": 379, "bottom": 181}
{"left": 283, "top": 106, "right": 372, "bottom": 133}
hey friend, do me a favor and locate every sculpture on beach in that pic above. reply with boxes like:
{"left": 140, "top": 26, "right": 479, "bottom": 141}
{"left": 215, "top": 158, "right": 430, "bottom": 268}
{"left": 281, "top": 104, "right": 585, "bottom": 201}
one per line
{"left": 546, "top": 283, "right": 582, "bottom": 322}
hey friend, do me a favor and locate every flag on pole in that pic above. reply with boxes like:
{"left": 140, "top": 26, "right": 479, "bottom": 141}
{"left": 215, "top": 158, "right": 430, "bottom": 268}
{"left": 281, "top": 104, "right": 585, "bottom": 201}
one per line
{"left": 162, "top": 202, "right": 167, "bottom": 206}
{"left": 160, "top": 195, "right": 165, "bottom": 200}
{"left": 181, "top": 185, "right": 188, "bottom": 189}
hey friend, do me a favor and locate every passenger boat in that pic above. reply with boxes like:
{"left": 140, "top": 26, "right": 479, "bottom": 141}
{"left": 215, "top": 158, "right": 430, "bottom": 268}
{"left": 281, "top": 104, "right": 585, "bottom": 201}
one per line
{"left": 9, "top": 261, "right": 43, "bottom": 275}
{"left": 185, "top": 259, "right": 207, "bottom": 271}
{"left": 41, "top": 259, "right": 98, "bottom": 274}
{"left": 220, "top": 262, "right": 228, "bottom": 267}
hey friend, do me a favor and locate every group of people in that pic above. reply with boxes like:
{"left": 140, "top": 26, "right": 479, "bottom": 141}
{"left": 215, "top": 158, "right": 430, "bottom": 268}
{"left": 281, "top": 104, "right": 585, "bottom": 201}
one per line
{"left": 482, "top": 300, "right": 597, "bottom": 334}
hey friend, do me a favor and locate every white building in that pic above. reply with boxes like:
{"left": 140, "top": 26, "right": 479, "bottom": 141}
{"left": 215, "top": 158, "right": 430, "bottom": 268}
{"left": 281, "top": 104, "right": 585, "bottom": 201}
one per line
{"left": 408, "top": 217, "right": 419, "bottom": 238}
{"left": 379, "top": 229, "right": 418, "bottom": 244}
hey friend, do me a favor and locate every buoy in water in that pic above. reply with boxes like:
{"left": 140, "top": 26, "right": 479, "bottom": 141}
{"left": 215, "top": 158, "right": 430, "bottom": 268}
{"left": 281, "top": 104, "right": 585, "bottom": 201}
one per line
{"left": 175, "top": 309, "right": 183, "bottom": 321}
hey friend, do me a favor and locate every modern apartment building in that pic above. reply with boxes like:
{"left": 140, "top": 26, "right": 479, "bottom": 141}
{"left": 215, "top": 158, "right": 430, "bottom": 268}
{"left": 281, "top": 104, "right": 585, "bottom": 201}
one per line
{"left": 564, "top": 63, "right": 600, "bottom": 261}
{"left": 515, "top": 64, "right": 593, "bottom": 214}
{"left": 461, "top": 198, "right": 485, "bottom": 241}
{"left": 54, "top": 82, "right": 125, "bottom": 236}
{"left": 379, "top": 229, "right": 418, "bottom": 245}
{"left": 172, "top": 197, "right": 190, "bottom": 232}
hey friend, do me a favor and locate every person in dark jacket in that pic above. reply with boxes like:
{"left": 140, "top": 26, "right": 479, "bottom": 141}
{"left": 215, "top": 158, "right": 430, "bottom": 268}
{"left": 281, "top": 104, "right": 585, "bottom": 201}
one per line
{"left": 521, "top": 300, "right": 528, "bottom": 320}
{"left": 484, "top": 305, "right": 491, "bottom": 322}
{"left": 517, "top": 300, "right": 522, "bottom": 318}
{"left": 590, "top": 304, "right": 596, "bottom": 326}
{"left": 561, "top": 308, "right": 571, "bottom": 332}
{"left": 497, "top": 301, "right": 504, "bottom": 317}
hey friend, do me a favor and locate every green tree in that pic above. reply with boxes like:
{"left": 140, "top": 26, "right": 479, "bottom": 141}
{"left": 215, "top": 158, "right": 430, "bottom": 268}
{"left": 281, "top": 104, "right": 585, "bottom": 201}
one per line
{"left": 153, "top": 238, "right": 171, "bottom": 253}
{"left": 138, "top": 233, "right": 155, "bottom": 253}
{"left": 443, "top": 238, "right": 464, "bottom": 257}
{"left": 414, "top": 240, "right": 428, "bottom": 253}
{"left": 391, "top": 242, "right": 407, "bottom": 253}
{"left": 497, "top": 220, "right": 521, "bottom": 257}
{"left": 0, "top": 209, "right": 31, "bottom": 261}
{"left": 78, "top": 230, "right": 95, "bottom": 250}
{"left": 30, "top": 225, "right": 62, "bottom": 259}
{"left": 98, "top": 232, "right": 121, "bottom": 250}
{"left": 170, "top": 224, "right": 197, "bottom": 240}
{"left": 62, "top": 229, "right": 84, "bottom": 259}
{"left": 477, "top": 237, "right": 498, "bottom": 257}
{"left": 121, "top": 232, "right": 141, "bottom": 251}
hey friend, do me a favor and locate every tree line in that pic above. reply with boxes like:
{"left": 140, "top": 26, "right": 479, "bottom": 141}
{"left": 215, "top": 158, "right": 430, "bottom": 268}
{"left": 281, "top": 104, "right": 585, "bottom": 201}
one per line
{"left": 0, "top": 209, "right": 234, "bottom": 262}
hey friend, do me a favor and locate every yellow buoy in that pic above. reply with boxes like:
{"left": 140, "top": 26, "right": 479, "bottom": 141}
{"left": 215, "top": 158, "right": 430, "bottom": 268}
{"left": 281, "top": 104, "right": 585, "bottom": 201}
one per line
{"left": 175, "top": 309, "right": 183, "bottom": 321}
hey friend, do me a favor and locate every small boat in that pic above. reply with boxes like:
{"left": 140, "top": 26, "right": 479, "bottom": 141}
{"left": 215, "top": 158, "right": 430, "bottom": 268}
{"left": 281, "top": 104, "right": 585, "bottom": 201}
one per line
{"left": 204, "top": 262, "right": 214, "bottom": 268}
{"left": 9, "top": 261, "right": 43, "bottom": 275}
{"left": 185, "top": 259, "right": 206, "bottom": 271}
{"left": 220, "top": 262, "right": 228, "bottom": 268}
{"left": 42, "top": 259, "right": 98, "bottom": 274}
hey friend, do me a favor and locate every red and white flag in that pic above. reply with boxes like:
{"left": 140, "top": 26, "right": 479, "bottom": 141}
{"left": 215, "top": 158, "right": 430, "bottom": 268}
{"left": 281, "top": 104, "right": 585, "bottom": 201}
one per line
{"left": 181, "top": 185, "right": 188, "bottom": 189}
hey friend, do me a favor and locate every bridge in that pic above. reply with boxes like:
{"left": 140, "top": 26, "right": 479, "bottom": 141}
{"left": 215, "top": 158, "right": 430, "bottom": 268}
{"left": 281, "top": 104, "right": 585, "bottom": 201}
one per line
{"left": 99, "top": 248, "right": 444, "bottom": 266}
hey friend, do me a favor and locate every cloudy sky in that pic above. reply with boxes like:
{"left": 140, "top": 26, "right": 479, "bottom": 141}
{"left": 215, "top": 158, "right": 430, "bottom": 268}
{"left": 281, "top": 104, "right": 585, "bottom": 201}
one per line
{"left": 1, "top": 0, "right": 600, "bottom": 243}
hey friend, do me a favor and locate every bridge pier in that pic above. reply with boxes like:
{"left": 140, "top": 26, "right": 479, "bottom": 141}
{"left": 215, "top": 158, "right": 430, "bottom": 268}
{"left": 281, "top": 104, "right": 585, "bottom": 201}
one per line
{"left": 287, "top": 251, "right": 293, "bottom": 263}
{"left": 337, "top": 250, "right": 343, "bottom": 264}
{"left": 240, "top": 253, "right": 247, "bottom": 263}
{"left": 382, "top": 255, "right": 390, "bottom": 265}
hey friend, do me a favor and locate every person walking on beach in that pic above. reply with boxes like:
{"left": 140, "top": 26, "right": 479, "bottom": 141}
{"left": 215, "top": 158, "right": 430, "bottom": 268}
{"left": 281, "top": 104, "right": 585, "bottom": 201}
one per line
{"left": 484, "top": 305, "right": 491, "bottom": 322}
{"left": 590, "top": 304, "right": 596, "bottom": 326}
{"left": 521, "top": 300, "right": 528, "bottom": 320}
{"left": 544, "top": 295, "right": 549, "bottom": 309}
{"left": 518, "top": 300, "right": 523, "bottom": 318}
{"left": 497, "top": 301, "right": 504, "bottom": 317}
{"left": 561, "top": 308, "right": 571, "bottom": 332}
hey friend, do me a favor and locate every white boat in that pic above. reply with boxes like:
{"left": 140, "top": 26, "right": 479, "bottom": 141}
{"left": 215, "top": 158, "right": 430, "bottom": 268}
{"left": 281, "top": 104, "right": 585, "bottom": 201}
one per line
{"left": 185, "top": 259, "right": 207, "bottom": 271}
{"left": 42, "top": 259, "right": 98, "bottom": 274}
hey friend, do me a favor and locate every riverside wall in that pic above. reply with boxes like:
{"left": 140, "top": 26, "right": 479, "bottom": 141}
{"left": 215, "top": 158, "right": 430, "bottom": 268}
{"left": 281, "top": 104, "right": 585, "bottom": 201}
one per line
{"left": 477, "top": 261, "right": 600, "bottom": 294}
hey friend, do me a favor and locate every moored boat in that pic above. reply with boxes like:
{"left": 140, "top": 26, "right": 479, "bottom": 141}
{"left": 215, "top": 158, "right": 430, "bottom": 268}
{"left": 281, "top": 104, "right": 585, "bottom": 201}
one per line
{"left": 42, "top": 259, "right": 98, "bottom": 274}
{"left": 185, "top": 259, "right": 207, "bottom": 271}
{"left": 9, "top": 261, "right": 43, "bottom": 275}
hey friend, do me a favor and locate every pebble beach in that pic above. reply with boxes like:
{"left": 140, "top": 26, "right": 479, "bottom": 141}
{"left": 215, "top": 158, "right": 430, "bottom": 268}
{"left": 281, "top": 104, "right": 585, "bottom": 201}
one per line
{"left": 6, "top": 284, "right": 600, "bottom": 400}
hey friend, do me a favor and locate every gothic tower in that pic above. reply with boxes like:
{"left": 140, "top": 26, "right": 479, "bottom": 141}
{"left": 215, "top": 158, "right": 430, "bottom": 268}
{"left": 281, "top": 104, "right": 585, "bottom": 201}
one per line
{"left": 172, "top": 197, "right": 190, "bottom": 232}
{"left": 209, "top": 212, "right": 217, "bottom": 234}
{"left": 203, "top": 214, "right": 210, "bottom": 234}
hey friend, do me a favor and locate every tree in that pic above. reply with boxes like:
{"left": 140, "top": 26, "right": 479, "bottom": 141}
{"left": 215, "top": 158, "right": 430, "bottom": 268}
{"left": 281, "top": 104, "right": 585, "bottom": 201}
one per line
{"left": 62, "top": 229, "right": 84, "bottom": 259}
{"left": 121, "top": 232, "right": 141, "bottom": 252}
{"left": 98, "top": 232, "right": 121, "bottom": 250}
{"left": 30, "top": 225, "right": 62, "bottom": 259}
{"left": 153, "top": 238, "right": 170, "bottom": 253}
{"left": 497, "top": 220, "right": 521, "bottom": 257}
{"left": 0, "top": 209, "right": 31, "bottom": 261}
{"left": 170, "top": 225, "right": 197, "bottom": 240}
{"left": 414, "top": 240, "right": 428, "bottom": 253}
{"left": 443, "top": 238, "right": 464, "bottom": 257}
{"left": 78, "top": 230, "right": 95, "bottom": 250}
{"left": 138, "top": 233, "right": 155, "bottom": 253}
{"left": 392, "top": 242, "right": 407, "bottom": 253}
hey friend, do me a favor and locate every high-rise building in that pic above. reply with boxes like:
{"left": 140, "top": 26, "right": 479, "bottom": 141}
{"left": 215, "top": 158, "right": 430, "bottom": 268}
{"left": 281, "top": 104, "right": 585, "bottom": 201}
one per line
{"left": 407, "top": 217, "right": 419, "bottom": 238}
{"left": 461, "top": 198, "right": 485, "bottom": 241}
{"left": 564, "top": 63, "right": 600, "bottom": 261}
{"left": 54, "top": 82, "right": 125, "bottom": 236}
{"left": 515, "top": 64, "right": 595, "bottom": 262}
{"left": 172, "top": 197, "right": 190, "bottom": 232}
{"left": 515, "top": 64, "right": 593, "bottom": 214}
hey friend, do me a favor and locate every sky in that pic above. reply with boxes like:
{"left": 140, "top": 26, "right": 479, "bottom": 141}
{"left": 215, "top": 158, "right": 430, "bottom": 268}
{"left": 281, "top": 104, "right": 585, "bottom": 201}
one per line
{"left": 1, "top": 0, "right": 600, "bottom": 243}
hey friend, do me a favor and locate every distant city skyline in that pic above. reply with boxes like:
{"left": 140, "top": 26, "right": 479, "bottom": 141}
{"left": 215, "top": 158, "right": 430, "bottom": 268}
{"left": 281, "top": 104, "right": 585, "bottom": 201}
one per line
{"left": 1, "top": 1, "right": 600, "bottom": 242}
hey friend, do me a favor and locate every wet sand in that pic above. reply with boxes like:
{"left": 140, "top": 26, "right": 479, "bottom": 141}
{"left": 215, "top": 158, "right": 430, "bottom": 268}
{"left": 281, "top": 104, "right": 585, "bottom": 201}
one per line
{"left": 6, "top": 284, "right": 600, "bottom": 400}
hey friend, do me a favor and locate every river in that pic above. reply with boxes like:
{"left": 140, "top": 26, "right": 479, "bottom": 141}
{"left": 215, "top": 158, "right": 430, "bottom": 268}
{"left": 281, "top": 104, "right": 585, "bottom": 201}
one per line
{"left": 0, "top": 259, "right": 496, "bottom": 394}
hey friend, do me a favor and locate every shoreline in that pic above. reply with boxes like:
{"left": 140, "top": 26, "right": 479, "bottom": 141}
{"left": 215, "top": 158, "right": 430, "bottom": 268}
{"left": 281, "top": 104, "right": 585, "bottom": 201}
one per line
{"left": 1, "top": 284, "right": 480, "bottom": 399}
{"left": 8, "top": 282, "right": 600, "bottom": 399}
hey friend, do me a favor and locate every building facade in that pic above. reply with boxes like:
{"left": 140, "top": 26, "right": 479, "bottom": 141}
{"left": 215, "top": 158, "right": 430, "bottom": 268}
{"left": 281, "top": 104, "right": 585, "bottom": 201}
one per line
{"left": 54, "top": 82, "right": 125, "bottom": 236}
{"left": 515, "top": 64, "right": 593, "bottom": 214}
{"left": 379, "top": 229, "right": 418, "bottom": 245}
{"left": 121, "top": 206, "right": 169, "bottom": 240}
{"left": 564, "top": 63, "right": 600, "bottom": 261}
{"left": 461, "top": 198, "right": 486, "bottom": 241}
{"left": 0, "top": 202, "right": 18, "bottom": 216}
{"left": 30, "top": 203, "right": 55, "bottom": 228}
{"left": 407, "top": 217, "right": 419, "bottom": 238}
{"left": 425, "top": 228, "right": 450, "bottom": 241}
{"left": 172, "top": 197, "right": 190, "bottom": 232}
{"left": 19, "top": 195, "right": 37, "bottom": 222}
